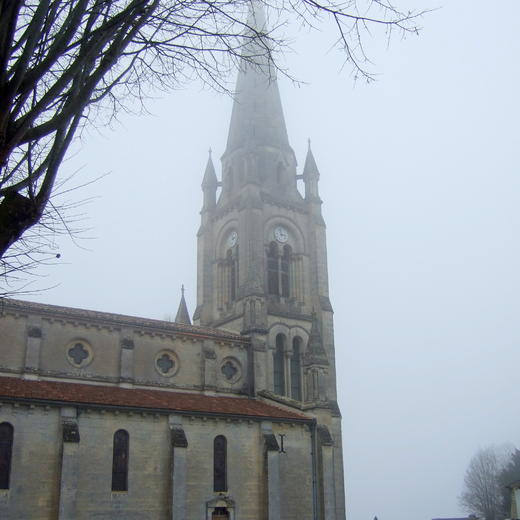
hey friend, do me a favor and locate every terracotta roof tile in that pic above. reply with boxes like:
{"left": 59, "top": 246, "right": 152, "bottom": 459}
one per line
{"left": 0, "top": 376, "right": 308, "bottom": 421}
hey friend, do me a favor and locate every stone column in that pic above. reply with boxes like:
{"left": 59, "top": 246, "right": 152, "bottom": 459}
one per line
{"left": 169, "top": 416, "right": 188, "bottom": 520}
{"left": 58, "top": 407, "right": 80, "bottom": 520}
{"left": 262, "top": 422, "right": 281, "bottom": 520}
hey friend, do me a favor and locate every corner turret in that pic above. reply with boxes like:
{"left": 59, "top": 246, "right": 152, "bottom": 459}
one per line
{"left": 201, "top": 150, "right": 218, "bottom": 212}
{"left": 303, "top": 140, "right": 321, "bottom": 200}
{"left": 174, "top": 285, "right": 191, "bottom": 325}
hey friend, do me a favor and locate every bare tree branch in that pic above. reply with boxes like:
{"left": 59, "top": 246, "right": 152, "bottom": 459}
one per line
{"left": 0, "top": 0, "right": 428, "bottom": 292}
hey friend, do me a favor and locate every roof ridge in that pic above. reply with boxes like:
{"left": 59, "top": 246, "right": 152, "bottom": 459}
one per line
{"left": 2, "top": 298, "right": 246, "bottom": 342}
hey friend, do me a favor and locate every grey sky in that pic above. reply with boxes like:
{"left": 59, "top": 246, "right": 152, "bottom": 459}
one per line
{"left": 20, "top": 1, "right": 520, "bottom": 519}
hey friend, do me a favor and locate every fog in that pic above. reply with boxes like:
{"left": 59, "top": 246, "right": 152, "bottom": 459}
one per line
{"left": 18, "top": 1, "right": 520, "bottom": 519}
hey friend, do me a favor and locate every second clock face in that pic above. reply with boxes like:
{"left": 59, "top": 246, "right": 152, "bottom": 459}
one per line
{"left": 227, "top": 230, "right": 238, "bottom": 248}
{"left": 274, "top": 226, "right": 288, "bottom": 243}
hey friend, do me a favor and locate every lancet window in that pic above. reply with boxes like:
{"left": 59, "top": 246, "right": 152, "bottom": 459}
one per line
{"left": 213, "top": 435, "right": 227, "bottom": 492}
{"left": 273, "top": 333, "right": 286, "bottom": 395}
{"left": 267, "top": 242, "right": 293, "bottom": 298}
{"left": 273, "top": 333, "right": 303, "bottom": 400}
{"left": 290, "top": 337, "right": 302, "bottom": 401}
{"left": 217, "top": 244, "right": 239, "bottom": 308}
{"left": 112, "top": 429, "right": 129, "bottom": 492}
{"left": 0, "top": 422, "right": 13, "bottom": 489}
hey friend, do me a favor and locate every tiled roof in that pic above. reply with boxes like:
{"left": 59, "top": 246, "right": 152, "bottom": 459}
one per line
{"left": 0, "top": 298, "right": 246, "bottom": 343}
{"left": 0, "top": 376, "right": 309, "bottom": 421}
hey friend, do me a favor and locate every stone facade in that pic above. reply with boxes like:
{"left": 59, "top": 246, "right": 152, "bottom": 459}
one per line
{"left": 0, "top": 8, "right": 346, "bottom": 519}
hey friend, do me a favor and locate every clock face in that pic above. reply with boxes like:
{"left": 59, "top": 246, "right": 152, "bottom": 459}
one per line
{"left": 274, "top": 226, "right": 288, "bottom": 243}
{"left": 227, "top": 230, "right": 238, "bottom": 248}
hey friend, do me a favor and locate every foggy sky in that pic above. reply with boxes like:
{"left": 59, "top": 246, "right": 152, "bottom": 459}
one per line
{"left": 17, "top": 1, "right": 520, "bottom": 519}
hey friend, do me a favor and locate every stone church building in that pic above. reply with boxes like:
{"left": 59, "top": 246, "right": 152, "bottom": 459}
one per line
{"left": 0, "top": 13, "right": 346, "bottom": 520}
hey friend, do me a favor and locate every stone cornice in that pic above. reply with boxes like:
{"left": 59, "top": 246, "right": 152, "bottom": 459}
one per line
{"left": 0, "top": 298, "right": 248, "bottom": 345}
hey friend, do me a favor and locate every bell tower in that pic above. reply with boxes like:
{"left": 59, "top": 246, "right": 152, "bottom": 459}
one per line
{"left": 194, "top": 10, "right": 345, "bottom": 515}
{"left": 194, "top": 7, "right": 340, "bottom": 410}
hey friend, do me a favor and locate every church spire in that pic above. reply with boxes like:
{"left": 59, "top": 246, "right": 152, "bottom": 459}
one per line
{"left": 201, "top": 149, "right": 217, "bottom": 211}
{"left": 303, "top": 140, "right": 321, "bottom": 200}
{"left": 224, "top": 5, "right": 291, "bottom": 156}
{"left": 174, "top": 285, "right": 191, "bottom": 325}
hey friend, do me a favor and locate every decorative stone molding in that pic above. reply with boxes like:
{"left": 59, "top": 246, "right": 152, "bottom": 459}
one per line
{"left": 120, "top": 338, "right": 134, "bottom": 350}
{"left": 27, "top": 326, "right": 42, "bottom": 338}
{"left": 154, "top": 350, "right": 179, "bottom": 377}
{"left": 317, "top": 425, "right": 333, "bottom": 446}
{"left": 62, "top": 421, "right": 80, "bottom": 443}
{"left": 170, "top": 426, "right": 188, "bottom": 448}
{"left": 220, "top": 357, "right": 241, "bottom": 384}
{"left": 65, "top": 340, "right": 93, "bottom": 368}
{"left": 263, "top": 433, "right": 279, "bottom": 452}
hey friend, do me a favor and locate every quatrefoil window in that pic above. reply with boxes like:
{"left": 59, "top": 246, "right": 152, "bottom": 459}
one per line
{"left": 66, "top": 340, "right": 93, "bottom": 368}
{"left": 220, "top": 358, "right": 241, "bottom": 384}
{"left": 154, "top": 350, "right": 179, "bottom": 377}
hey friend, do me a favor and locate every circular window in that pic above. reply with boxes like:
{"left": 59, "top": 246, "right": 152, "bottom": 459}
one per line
{"left": 155, "top": 350, "right": 179, "bottom": 377}
{"left": 220, "top": 357, "right": 242, "bottom": 384}
{"left": 66, "top": 340, "right": 93, "bottom": 368}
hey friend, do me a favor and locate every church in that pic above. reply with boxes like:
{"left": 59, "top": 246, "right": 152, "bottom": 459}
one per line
{"left": 0, "top": 11, "right": 346, "bottom": 520}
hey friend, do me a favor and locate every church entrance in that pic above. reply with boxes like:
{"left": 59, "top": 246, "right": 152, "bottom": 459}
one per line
{"left": 212, "top": 507, "right": 229, "bottom": 520}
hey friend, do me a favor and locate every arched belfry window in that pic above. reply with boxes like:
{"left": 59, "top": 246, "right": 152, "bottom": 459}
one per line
{"left": 226, "top": 247, "right": 238, "bottom": 302}
{"left": 267, "top": 242, "right": 279, "bottom": 295}
{"left": 267, "top": 241, "right": 293, "bottom": 298}
{"left": 112, "top": 429, "right": 129, "bottom": 492}
{"left": 213, "top": 435, "right": 227, "bottom": 492}
{"left": 273, "top": 334, "right": 286, "bottom": 395}
{"left": 291, "top": 337, "right": 302, "bottom": 401}
{"left": 0, "top": 422, "right": 13, "bottom": 489}
{"left": 281, "top": 245, "right": 291, "bottom": 298}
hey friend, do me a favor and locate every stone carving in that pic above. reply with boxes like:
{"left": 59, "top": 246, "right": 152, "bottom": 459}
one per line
{"left": 157, "top": 353, "right": 175, "bottom": 374}
{"left": 62, "top": 421, "right": 80, "bottom": 443}
{"left": 220, "top": 358, "right": 241, "bottom": 383}
{"left": 170, "top": 426, "right": 188, "bottom": 448}
{"left": 66, "top": 341, "right": 92, "bottom": 368}
{"left": 27, "top": 326, "right": 42, "bottom": 338}
{"left": 154, "top": 351, "right": 178, "bottom": 377}
{"left": 221, "top": 360, "right": 238, "bottom": 380}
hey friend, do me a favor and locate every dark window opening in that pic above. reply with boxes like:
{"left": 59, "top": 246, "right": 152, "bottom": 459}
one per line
{"left": 213, "top": 508, "right": 230, "bottom": 519}
{"left": 267, "top": 242, "right": 279, "bottom": 295}
{"left": 0, "top": 422, "right": 13, "bottom": 489}
{"left": 227, "top": 247, "right": 238, "bottom": 302}
{"left": 281, "top": 245, "right": 291, "bottom": 298}
{"left": 291, "top": 337, "right": 302, "bottom": 401}
{"left": 274, "top": 334, "right": 286, "bottom": 395}
{"left": 112, "top": 429, "right": 129, "bottom": 492}
{"left": 214, "top": 435, "right": 227, "bottom": 492}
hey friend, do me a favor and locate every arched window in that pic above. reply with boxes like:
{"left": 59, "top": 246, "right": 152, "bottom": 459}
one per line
{"left": 112, "top": 429, "right": 129, "bottom": 492}
{"left": 281, "top": 245, "right": 291, "bottom": 298}
{"left": 0, "top": 422, "right": 13, "bottom": 489}
{"left": 274, "top": 334, "right": 286, "bottom": 395}
{"left": 290, "top": 337, "right": 302, "bottom": 401}
{"left": 213, "top": 435, "right": 227, "bottom": 492}
{"left": 227, "top": 247, "right": 238, "bottom": 302}
{"left": 267, "top": 242, "right": 279, "bottom": 295}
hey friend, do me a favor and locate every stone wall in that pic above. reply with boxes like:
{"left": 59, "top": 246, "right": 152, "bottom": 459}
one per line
{"left": 0, "top": 403, "right": 316, "bottom": 520}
